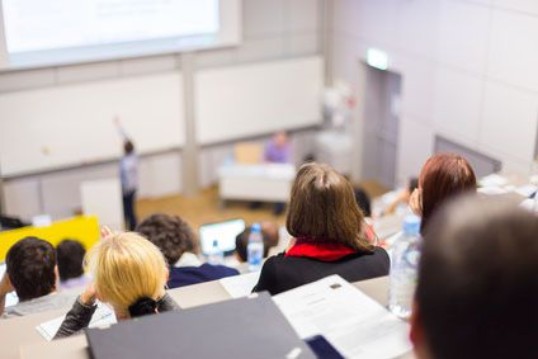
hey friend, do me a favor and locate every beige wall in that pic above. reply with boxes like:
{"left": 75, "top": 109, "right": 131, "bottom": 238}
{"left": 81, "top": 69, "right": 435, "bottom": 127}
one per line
{"left": 331, "top": 0, "right": 538, "bottom": 184}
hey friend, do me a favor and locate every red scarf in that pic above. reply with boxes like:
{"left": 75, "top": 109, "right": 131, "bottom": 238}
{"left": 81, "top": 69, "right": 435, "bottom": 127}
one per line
{"left": 285, "top": 237, "right": 357, "bottom": 261}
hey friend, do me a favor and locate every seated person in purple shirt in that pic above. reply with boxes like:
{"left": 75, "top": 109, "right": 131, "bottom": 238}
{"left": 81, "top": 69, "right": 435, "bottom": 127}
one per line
{"left": 264, "top": 131, "right": 292, "bottom": 215}
{"left": 136, "top": 214, "right": 239, "bottom": 289}
{"left": 264, "top": 131, "right": 291, "bottom": 164}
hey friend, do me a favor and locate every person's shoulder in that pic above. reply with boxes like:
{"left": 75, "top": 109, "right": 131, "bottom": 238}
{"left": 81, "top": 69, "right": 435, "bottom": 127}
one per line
{"left": 364, "top": 246, "right": 391, "bottom": 268}
{"left": 372, "top": 246, "right": 389, "bottom": 258}
{"left": 263, "top": 253, "right": 287, "bottom": 265}
{"left": 205, "top": 263, "right": 240, "bottom": 275}
{"left": 260, "top": 253, "right": 307, "bottom": 275}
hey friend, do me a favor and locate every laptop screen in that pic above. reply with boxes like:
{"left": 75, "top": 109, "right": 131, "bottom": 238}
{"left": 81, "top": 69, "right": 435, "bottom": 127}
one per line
{"left": 199, "top": 219, "right": 246, "bottom": 256}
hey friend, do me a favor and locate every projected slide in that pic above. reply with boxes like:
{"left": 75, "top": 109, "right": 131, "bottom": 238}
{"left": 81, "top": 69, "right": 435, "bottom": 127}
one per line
{"left": 2, "top": 0, "right": 219, "bottom": 54}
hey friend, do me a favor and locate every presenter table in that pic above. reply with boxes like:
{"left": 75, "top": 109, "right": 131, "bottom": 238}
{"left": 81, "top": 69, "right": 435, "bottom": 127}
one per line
{"left": 218, "top": 164, "right": 296, "bottom": 203}
{"left": 15, "top": 276, "right": 414, "bottom": 359}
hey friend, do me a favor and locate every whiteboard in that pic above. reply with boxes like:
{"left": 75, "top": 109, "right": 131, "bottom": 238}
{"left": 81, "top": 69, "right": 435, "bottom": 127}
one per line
{"left": 0, "top": 73, "right": 185, "bottom": 176}
{"left": 195, "top": 56, "right": 323, "bottom": 144}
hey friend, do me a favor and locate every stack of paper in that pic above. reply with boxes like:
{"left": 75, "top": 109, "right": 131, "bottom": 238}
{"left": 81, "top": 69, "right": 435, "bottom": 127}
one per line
{"left": 273, "top": 275, "right": 412, "bottom": 359}
{"left": 219, "top": 271, "right": 261, "bottom": 298}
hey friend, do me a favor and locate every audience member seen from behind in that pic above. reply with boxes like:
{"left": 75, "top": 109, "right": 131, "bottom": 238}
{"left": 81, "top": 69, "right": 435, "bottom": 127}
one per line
{"left": 235, "top": 222, "right": 280, "bottom": 262}
{"left": 57, "top": 239, "right": 90, "bottom": 290}
{"left": 253, "top": 163, "right": 389, "bottom": 295}
{"left": 264, "top": 130, "right": 291, "bottom": 164}
{"left": 410, "top": 153, "right": 476, "bottom": 233}
{"left": 55, "top": 232, "right": 178, "bottom": 338}
{"left": 136, "top": 214, "right": 239, "bottom": 289}
{"left": 0, "top": 237, "right": 77, "bottom": 318}
{"left": 410, "top": 196, "right": 538, "bottom": 359}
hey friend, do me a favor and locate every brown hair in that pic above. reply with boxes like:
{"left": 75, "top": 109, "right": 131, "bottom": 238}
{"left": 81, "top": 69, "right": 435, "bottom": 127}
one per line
{"left": 286, "top": 163, "right": 373, "bottom": 252}
{"left": 235, "top": 223, "right": 280, "bottom": 262}
{"left": 416, "top": 196, "right": 538, "bottom": 359}
{"left": 136, "top": 214, "right": 198, "bottom": 266}
{"left": 419, "top": 153, "right": 476, "bottom": 232}
{"left": 6, "top": 237, "right": 56, "bottom": 301}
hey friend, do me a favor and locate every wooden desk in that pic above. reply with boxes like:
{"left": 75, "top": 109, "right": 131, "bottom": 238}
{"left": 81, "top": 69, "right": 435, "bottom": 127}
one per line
{"left": 19, "top": 276, "right": 414, "bottom": 359}
{"left": 0, "top": 309, "right": 66, "bottom": 359}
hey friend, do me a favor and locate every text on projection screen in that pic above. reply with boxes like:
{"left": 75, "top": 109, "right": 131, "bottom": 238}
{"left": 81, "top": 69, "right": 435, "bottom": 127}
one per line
{"left": 2, "top": 0, "right": 219, "bottom": 54}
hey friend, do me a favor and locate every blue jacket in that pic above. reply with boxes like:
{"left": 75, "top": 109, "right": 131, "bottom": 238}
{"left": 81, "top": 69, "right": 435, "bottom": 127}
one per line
{"left": 168, "top": 264, "right": 239, "bottom": 289}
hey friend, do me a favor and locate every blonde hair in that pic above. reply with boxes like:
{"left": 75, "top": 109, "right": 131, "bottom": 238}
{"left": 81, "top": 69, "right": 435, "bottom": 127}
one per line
{"left": 87, "top": 232, "right": 168, "bottom": 317}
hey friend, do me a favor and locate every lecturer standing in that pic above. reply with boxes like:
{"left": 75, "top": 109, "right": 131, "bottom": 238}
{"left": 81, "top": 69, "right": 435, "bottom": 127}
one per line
{"left": 115, "top": 118, "right": 139, "bottom": 230}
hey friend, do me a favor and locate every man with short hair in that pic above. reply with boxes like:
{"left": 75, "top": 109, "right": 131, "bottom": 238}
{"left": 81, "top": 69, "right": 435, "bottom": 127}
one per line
{"left": 0, "top": 237, "right": 76, "bottom": 318}
{"left": 234, "top": 222, "right": 279, "bottom": 262}
{"left": 136, "top": 214, "right": 239, "bottom": 289}
{"left": 410, "top": 197, "right": 538, "bottom": 359}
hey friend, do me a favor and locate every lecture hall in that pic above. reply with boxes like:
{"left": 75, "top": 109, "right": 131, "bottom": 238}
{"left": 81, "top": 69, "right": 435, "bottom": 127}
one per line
{"left": 0, "top": 1, "right": 537, "bottom": 358}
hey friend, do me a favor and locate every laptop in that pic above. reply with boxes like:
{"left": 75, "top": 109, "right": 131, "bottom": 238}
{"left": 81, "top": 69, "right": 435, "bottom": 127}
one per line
{"left": 86, "top": 292, "right": 315, "bottom": 359}
{"left": 199, "top": 218, "right": 245, "bottom": 256}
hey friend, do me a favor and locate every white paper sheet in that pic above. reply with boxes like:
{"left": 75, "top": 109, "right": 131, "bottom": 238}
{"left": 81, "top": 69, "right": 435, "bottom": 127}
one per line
{"left": 273, "top": 275, "right": 412, "bottom": 359}
{"left": 479, "top": 174, "right": 508, "bottom": 187}
{"left": 219, "top": 271, "right": 261, "bottom": 298}
{"left": 36, "top": 302, "right": 117, "bottom": 341}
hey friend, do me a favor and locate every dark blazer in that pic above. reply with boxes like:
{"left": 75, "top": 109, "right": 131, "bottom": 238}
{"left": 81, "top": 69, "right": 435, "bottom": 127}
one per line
{"left": 253, "top": 247, "right": 390, "bottom": 295}
{"left": 168, "top": 264, "right": 239, "bottom": 289}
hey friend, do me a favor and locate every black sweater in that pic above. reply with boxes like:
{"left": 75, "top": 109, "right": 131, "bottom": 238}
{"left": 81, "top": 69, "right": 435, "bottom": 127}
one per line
{"left": 253, "top": 247, "right": 390, "bottom": 295}
{"left": 54, "top": 293, "right": 179, "bottom": 339}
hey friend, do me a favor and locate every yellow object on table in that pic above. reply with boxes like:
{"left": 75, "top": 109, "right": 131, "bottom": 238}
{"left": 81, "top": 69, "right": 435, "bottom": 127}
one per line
{"left": 0, "top": 216, "right": 100, "bottom": 262}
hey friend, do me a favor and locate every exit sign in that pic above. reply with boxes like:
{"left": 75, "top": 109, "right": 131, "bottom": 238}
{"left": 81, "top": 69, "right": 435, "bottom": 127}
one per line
{"left": 367, "top": 48, "right": 389, "bottom": 70}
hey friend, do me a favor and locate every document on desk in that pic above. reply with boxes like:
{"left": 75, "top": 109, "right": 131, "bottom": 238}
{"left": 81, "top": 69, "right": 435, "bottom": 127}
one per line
{"left": 36, "top": 302, "right": 117, "bottom": 341}
{"left": 273, "top": 275, "right": 412, "bottom": 359}
{"left": 219, "top": 271, "right": 261, "bottom": 298}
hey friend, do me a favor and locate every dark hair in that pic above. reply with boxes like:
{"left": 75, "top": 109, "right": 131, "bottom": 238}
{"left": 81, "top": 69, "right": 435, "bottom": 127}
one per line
{"left": 286, "top": 163, "right": 373, "bottom": 252}
{"left": 136, "top": 213, "right": 197, "bottom": 266}
{"left": 235, "top": 226, "right": 279, "bottom": 262}
{"left": 6, "top": 237, "right": 56, "bottom": 301}
{"left": 408, "top": 177, "right": 418, "bottom": 193}
{"left": 124, "top": 140, "right": 134, "bottom": 155}
{"left": 354, "top": 187, "right": 371, "bottom": 217}
{"left": 56, "top": 239, "right": 86, "bottom": 281}
{"left": 416, "top": 196, "right": 538, "bottom": 359}
{"left": 419, "top": 153, "right": 476, "bottom": 232}
{"left": 128, "top": 297, "right": 158, "bottom": 318}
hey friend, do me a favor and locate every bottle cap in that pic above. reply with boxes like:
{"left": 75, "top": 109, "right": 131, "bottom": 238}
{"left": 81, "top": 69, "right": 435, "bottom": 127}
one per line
{"left": 402, "top": 215, "right": 421, "bottom": 236}
{"left": 251, "top": 223, "right": 261, "bottom": 233}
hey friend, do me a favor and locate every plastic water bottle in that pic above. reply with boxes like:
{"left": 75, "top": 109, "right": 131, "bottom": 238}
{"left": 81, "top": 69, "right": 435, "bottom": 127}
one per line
{"left": 247, "top": 223, "right": 264, "bottom": 272}
{"left": 388, "top": 215, "right": 422, "bottom": 319}
{"left": 207, "top": 239, "right": 224, "bottom": 265}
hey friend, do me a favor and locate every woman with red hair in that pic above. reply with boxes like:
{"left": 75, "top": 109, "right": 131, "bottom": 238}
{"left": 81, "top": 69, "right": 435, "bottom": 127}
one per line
{"left": 411, "top": 153, "right": 477, "bottom": 233}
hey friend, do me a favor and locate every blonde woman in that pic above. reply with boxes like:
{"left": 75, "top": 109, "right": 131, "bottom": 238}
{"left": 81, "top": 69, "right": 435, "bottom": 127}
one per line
{"left": 54, "top": 232, "right": 178, "bottom": 338}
